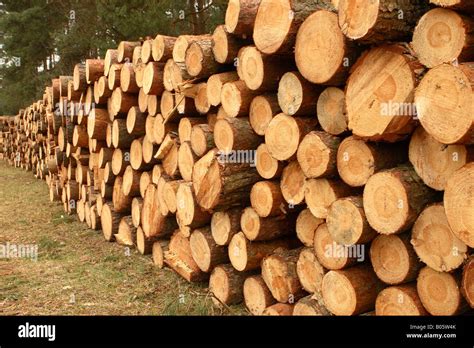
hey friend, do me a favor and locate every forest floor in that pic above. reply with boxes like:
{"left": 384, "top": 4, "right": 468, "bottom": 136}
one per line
{"left": 0, "top": 162, "right": 247, "bottom": 315}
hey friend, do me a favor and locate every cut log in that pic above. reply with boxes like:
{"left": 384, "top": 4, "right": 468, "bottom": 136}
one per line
{"left": 213, "top": 117, "right": 261, "bottom": 155}
{"left": 322, "top": 264, "right": 384, "bottom": 316}
{"left": 190, "top": 124, "right": 214, "bottom": 157}
{"left": 244, "top": 275, "right": 276, "bottom": 315}
{"left": 112, "top": 119, "right": 135, "bottom": 149}
{"left": 136, "top": 226, "right": 154, "bottom": 255}
{"left": 461, "top": 256, "right": 474, "bottom": 308}
{"left": 297, "top": 131, "right": 340, "bottom": 179}
{"left": 316, "top": 87, "right": 347, "bottom": 136}
{"left": 212, "top": 25, "right": 250, "bottom": 65}
{"left": 293, "top": 295, "right": 331, "bottom": 316}
{"left": 375, "top": 284, "right": 428, "bottom": 316}
{"left": 305, "top": 178, "right": 358, "bottom": 219}
{"left": 265, "top": 114, "right": 318, "bottom": 161}
{"left": 177, "top": 141, "right": 198, "bottom": 182}
{"left": 120, "top": 62, "right": 139, "bottom": 93}
{"left": 370, "top": 232, "right": 423, "bottom": 285}
{"left": 211, "top": 208, "right": 242, "bottom": 246}
{"left": 207, "top": 72, "right": 239, "bottom": 107}
{"left": 241, "top": 206, "right": 295, "bottom": 241}
{"left": 185, "top": 41, "right": 223, "bottom": 78}
{"left": 87, "top": 108, "right": 110, "bottom": 141}
{"left": 280, "top": 161, "right": 306, "bottom": 205}
{"left": 296, "top": 209, "right": 324, "bottom": 247}
{"left": 147, "top": 94, "right": 159, "bottom": 116}
{"left": 152, "top": 35, "right": 177, "bottom": 62}
{"left": 364, "top": 166, "right": 438, "bottom": 235}
{"left": 255, "top": 143, "right": 284, "bottom": 179}
{"left": 444, "top": 163, "right": 474, "bottom": 247}
{"left": 278, "top": 71, "right": 322, "bottom": 116}
{"left": 176, "top": 183, "right": 212, "bottom": 228}
{"left": 172, "top": 34, "right": 212, "bottom": 63}
{"left": 122, "top": 165, "right": 141, "bottom": 197}
{"left": 140, "top": 172, "right": 152, "bottom": 198}
{"left": 153, "top": 114, "right": 178, "bottom": 145}
{"left": 239, "top": 46, "right": 294, "bottom": 91}
{"left": 117, "top": 41, "right": 141, "bottom": 63}
{"left": 346, "top": 44, "right": 421, "bottom": 142}
{"left": 110, "top": 88, "right": 138, "bottom": 116}
{"left": 295, "top": 10, "right": 359, "bottom": 85}
{"left": 250, "top": 181, "right": 285, "bottom": 218}
{"left": 313, "top": 223, "right": 359, "bottom": 270}
{"left": 221, "top": 80, "right": 260, "bottom": 117}
{"left": 411, "top": 203, "right": 468, "bottom": 272}
{"left": 112, "top": 176, "right": 132, "bottom": 213}
{"left": 249, "top": 94, "right": 280, "bottom": 136}
{"left": 296, "top": 247, "right": 327, "bottom": 295}
{"left": 327, "top": 196, "right": 377, "bottom": 245}
{"left": 409, "top": 127, "right": 474, "bottom": 191}
{"left": 210, "top": 264, "right": 247, "bottom": 306}
{"left": 415, "top": 63, "right": 474, "bottom": 144}
{"left": 417, "top": 266, "right": 467, "bottom": 315}
{"left": 253, "top": 0, "right": 335, "bottom": 54}
{"left": 131, "top": 197, "right": 143, "bottom": 228}
{"left": 114, "top": 216, "right": 136, "bottom": 247}
{"left": 85, "top": 59, "right": 104, "bottom": 84}
{"left": 338, "top": 0, "right": 428, "bottom": 43}
{"left": 337, "top": 136, "right": 407, "bottom": 187}
{"left": 225, "top": 0, "right": 261, "bottom": 38}
{"left": 263, "top": 303, "right": 294, "bottom": 316}
{"left": 192, "top": 149, "right": 260, "bottom": 211}
{"left": 141, "top": 184, "right": 178, "bottom": 238}
{"left": 262, "top": 248, "right": 306, "bottom": 303}
{"left": 228, "top": 231, "right": 294, "bottom": 271}
{"left": 412, "top": 8, "right": 474, "bottom": 68}
{"left": 143, "top": 62, "right": 165, "bottom": 95}
{"left": 73, "top": 63, "right": 87, "bottom": 91}
{"left": 152, "top": 239, "right": 170, "bottom": 269}
{"left": 101, "top": 203, "right": 122, "bottom": 242}
{"left": 429, "top": 0, "right": 474, "bottom": 13}
{"left": 194, "top": 83, "right": 212, "bottom": 115}
{"left": 190, "top": 226, "right": 229, "bottom": 273}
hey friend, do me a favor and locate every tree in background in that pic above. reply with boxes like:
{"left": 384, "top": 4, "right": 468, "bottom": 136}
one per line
{"left": 0, "top": 0, "right": 226, "bottom": 115}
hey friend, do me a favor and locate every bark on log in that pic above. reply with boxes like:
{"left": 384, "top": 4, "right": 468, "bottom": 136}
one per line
{"left": 375, "top": 283, "right": 428, "bottom": 316}
{"left": 243, "top": 275, "right": 276, "bottom": 315}
{"left": 211, "top": 208, "right": 242, "bottom": 246}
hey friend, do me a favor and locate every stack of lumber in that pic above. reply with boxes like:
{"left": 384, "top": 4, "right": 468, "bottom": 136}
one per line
{"left": 1, "top": 0, "right": 473, "bottom": 316}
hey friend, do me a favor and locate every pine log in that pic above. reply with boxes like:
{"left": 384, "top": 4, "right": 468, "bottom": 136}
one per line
{"left": 228, "top": 231, "right": 295, "bottom": 271}
{"left": 213, "top": 117, "right": 261, "bottom": 155}
{"left": 243, "top": 275, "right": 276, "bottom": 315}
{"left": 173, "top": 34, "right": 212, "bottom": 63}
{"left": 262, "top": 248, "right": 306, "bottom": 303}
{"left": 101, "top": 203, "right": 123, "bottom": 242}
{"left": 322, "top": 264, "right": 384, "bottom": 316}
{"left": 363, "top": 166, "right": 438, "bottom": 235}
{"left": 117, "top": 41, "right": 141, "bottom": 63}
{"left": 212, "top": 25, "right": 250, "bottom": 64}
{"left": 253, "top": 0, "right": 335, "bottom": 54}
{"left": 87, "top": 108, "right": 110, "bottom": 141}
{"left": 297, "top": 131, "right": 340, "bottom": 179}
{"left": 313, "top": 223, "right": 359, "bottom": 270}
{"left": 461, "top": 256, "right": 474, "bottom": 308}
{"left": 278, "top": 71, "right": 322, "bottom": 116}
{"left": 293, "top": 295, "right": 331, "bottom": 316}
{"left": 265, "top": 114, "right": 318, "bottom": 161}
{"left": 412, "top": 8, "right": 474, "bottom": 68}
{"left": 370, "top": 232, "right": 423, "bottom": 285}
{"left": 240, "top": 206, "right": 296, "bottom": 241}
{"left": 176, "top": 183, "right": 212, "bottom": 228}
{"left": 211, "top": 208, "right": 242, "bottom": 246}
{"left": 263, "top": 303, "right": 294, "bottom": 316}
{"left": 430, "top": 0, "right": 474, "bottom": 13}
{"left": 338, "top": 0, "right": 428, "bottom": 44}
{"left": 316, "top": 87, "right": 347, "bottom": 136}
{"left": 152, "top": 35, "right": 177, "bottom": 62}
{"left": 177, "top": 141, "right": 198, "bottom": 182}
{"left": 295, "top": 10, "right": 359, "bottom": 85}
{"left": 280, "top": 161, "right": 306, "bottom": 205}
{"left": 327, "top": 196, "right": 377, "bottom": 245}
{"left": 131, "top": 197, "right": 143, "bottom": 228}
{"left": 114, "top": 216, "right": 137, "bottom": 247}
{"left": 296, "top": 209, "right": 324, "bottom": 247}
{"left": 417, "top": 266, "right": 468, "bottom": 315}
{"left": 73, "top": 63, "right": 87, "bottom": 91}
{"left": 255, "top": 143, "right": 284, "bottom": 179}
{"left": 143, "top": 62, "right": 165, "bottom": 95}
{"left": 250, "top": 181, "right": 285, "bottom": 218}
{"left": 337, "top": 136, "right": 408, "bottom": 187}
{"left": 112, "top": 119, "right": 135, "bottom": 149}
{"left": 221, "top": 80, "right": 260, "bottom": 117}
{"left": 415, "top": 63, "right": 474, "bottom": 144}
{"left": 411, "top": 203, "right": 468, "bottom": 273}
{"left": 192, "top": 149, "right": 260, "bottom": 211}
{"left": 346, "top": 44, "right": 422, "bottom": 142}
{"left": 120, "top": 62, "right": 139, "bottom": 93}
{"left": 207, "top": 72, "right": 239, "bottom": 107}
{"left": 444, "top": 163, "right": 474, "bottom": 247}
{"left": 225, "top": 0, "right": 261, "bottom": 38}
{"left": 152, "top": 239, "right": 170, "bottom": 269}
{"left": 296, "top": 247, "right": 327, "bottom": 295}
{"left": 249, "top": 94, "right": 280, "bottom": 136}
{"left": 375, "top": 284, "right": 428, "bottom": 316}
{"left": 185, "top": 41, "right": 223, "bottom": 78}
{"left": 85, "top": 59, "right": 104, "bottom": 84}
{"left": 190, "top": 226, "right": 229, "bottom": 273}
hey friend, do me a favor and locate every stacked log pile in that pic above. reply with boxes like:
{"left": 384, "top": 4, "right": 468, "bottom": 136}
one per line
{"left": 1, "top": 0, "right": 473, "bottom": 316}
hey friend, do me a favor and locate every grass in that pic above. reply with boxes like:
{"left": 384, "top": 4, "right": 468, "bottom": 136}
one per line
{"left": 0, "top": 162, "right": 248, "bottom": 316}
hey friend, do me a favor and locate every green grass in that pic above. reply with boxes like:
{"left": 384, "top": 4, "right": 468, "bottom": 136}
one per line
{"left": 0, "top": 162, "right": 248, "bottom": 315}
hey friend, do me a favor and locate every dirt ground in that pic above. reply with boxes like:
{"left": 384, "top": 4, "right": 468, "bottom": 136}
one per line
{"left": 0, "top": 162, "right": 247, "bottom": 315}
